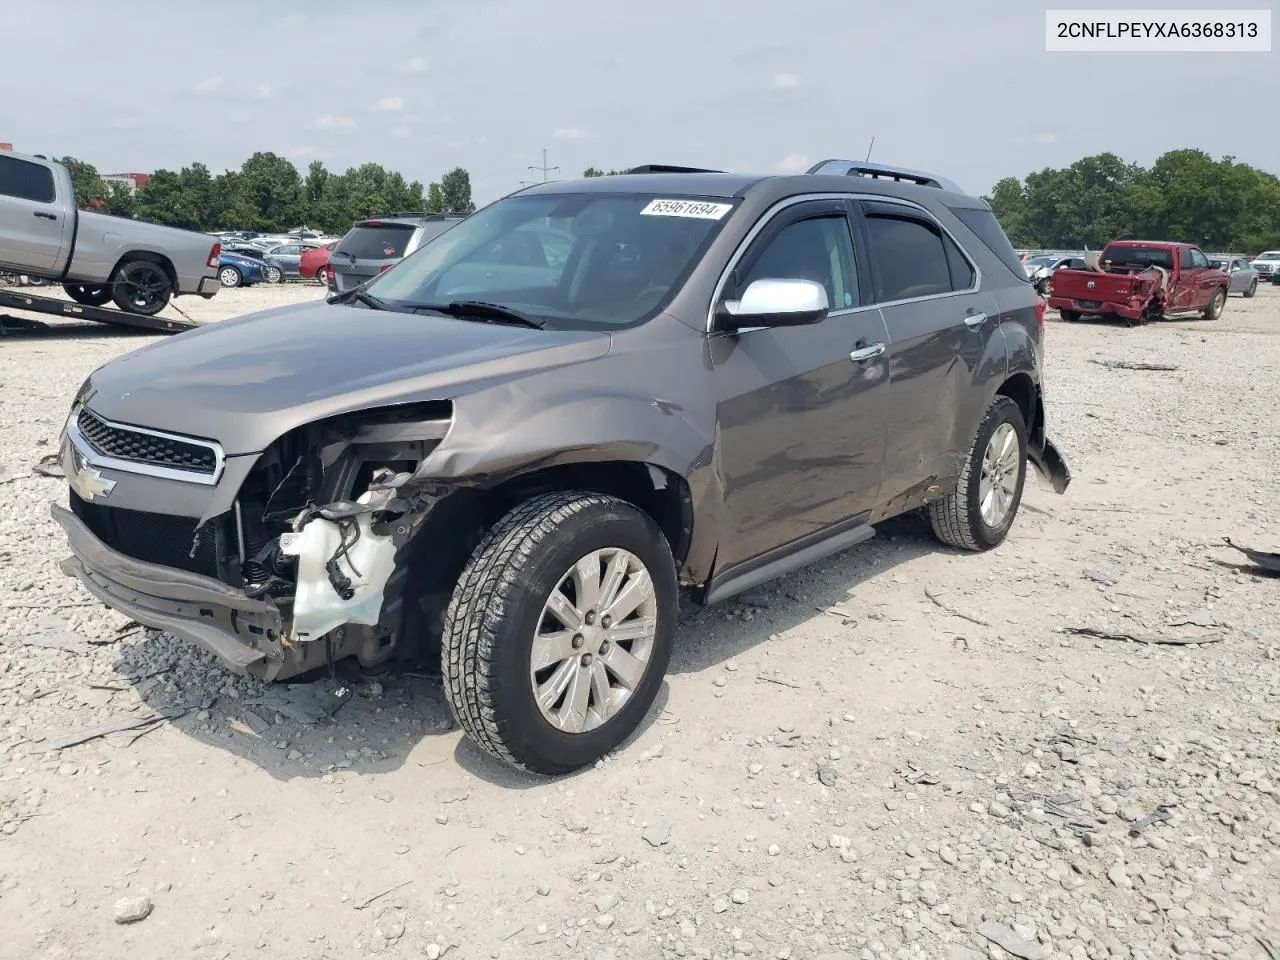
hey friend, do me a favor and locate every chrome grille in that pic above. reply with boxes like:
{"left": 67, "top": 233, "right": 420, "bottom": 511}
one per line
{"left": 76, "top": 407, "right": 217, "bottom": 475}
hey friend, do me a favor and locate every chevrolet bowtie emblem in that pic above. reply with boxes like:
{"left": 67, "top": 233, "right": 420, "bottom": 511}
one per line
{"left": 71, "top": 452, "right": 116, "bottom": 501}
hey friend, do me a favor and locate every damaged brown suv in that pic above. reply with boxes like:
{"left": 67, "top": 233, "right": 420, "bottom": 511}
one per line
{"left": 51, "top": 160, "right": 1070, "bottom": 774}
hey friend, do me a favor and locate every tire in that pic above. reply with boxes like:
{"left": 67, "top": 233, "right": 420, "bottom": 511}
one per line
{"left": 1202, "top": 287, "right": 1226, "bottom": 320}
{"left": 264, "top": 264, "right": 283, "bottom": 284}
{"left": 110, "top": 260, "right": 172, "bottom": 316}
{"left": 218, "top": 266, "right": 242, "bottom": 288}
{"left": 1244, "top": 280, "right": 1257, "bottom": 298}
{"left": 928, "top": 395, "right": 1028, "bottom": 552}
{"left": 63, "top": 283, "right": 112, "bottom": 306}
{"left": 1059, "top": 309, "right": 1080, "bottom": 322}
{"left": 441, "top": 491, "right": 678, "bottom": 775}
{"left": 315, "top": 266, "right": 329, "bottom": 285}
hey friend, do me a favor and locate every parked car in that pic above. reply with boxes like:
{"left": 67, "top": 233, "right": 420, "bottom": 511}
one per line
{"left": 1208, "top": 256, "right": 1259, "bottom": 297}
{"left": 1249, "top": 250, "right": 1280, "bottom": 284}
{"left": 0, "top": 149, "right": 221, "bottom": 315}
{"left": 300, "top": 240, "right": 337, "bottom": 283}
{"left": 261, "top": 241, "right": 325, "bottom": 282}
{"left": 217, "top": 251, "right": 267, "bottom": 288}
{"left": 1023, "top": 254, "right": 1088, "bottom": 281}
{"left": 328, "top": 213, "right": 467, "bottom": 293}
{"left": 50, "top": 159, "right": 1070, "bottom": 775}
{"left": 1047, "top": 241, "right": 1230, "bottom": 325}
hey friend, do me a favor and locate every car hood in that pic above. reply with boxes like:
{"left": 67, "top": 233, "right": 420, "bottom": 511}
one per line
{"left": 78, "top": 301, "right": 612, "bottom": 454}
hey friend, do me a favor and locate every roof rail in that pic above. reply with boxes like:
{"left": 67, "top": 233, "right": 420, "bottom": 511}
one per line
{"left": 623, "top": 164, "right": 723, "bottom": 174}
{"left": 805, "top": 159, "right": 964, "bottom": 194}
{"left": 366, "top": 211, "right": 469, "bottom": 220}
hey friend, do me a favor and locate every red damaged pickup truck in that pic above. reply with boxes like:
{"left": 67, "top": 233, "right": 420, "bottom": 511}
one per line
{"left": 1047, "top": 240, "right": 1230, "bottom": 326}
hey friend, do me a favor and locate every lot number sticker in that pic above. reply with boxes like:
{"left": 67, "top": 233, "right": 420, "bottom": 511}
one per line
{"left": 641, "top": 198, "right": 733, "bottom": 220}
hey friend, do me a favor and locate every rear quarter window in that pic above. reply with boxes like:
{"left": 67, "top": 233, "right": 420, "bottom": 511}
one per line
{"left": 0, "top": 155, "right": 56, "bottom": 203}
{"left": 947, "top": 206, "right": 1026, "bottom": 280}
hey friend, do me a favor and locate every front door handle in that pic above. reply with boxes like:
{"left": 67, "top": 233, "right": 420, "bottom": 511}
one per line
{"left": 849, "top": 342, "right": 885, "bottom": 362}
{"left": 34, "top": 211, "right": 57, "bottom": 221}
{"left": 963, "top": 312, "right": 987, "bottom": 328}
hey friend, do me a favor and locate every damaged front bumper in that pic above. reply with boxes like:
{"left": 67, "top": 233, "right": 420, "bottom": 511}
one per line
{"left": 51, "top": 502, "right": 295, "bottom": 678}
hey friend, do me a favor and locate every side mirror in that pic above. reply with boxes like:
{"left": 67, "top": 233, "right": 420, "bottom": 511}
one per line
{"left": 716, "top": 278, "right": 829, "bottom": 329}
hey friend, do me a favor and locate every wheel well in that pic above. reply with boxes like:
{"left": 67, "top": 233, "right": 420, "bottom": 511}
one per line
{"left": 396, "top": 461, "right": 693, "bottom": 662}
{"left": 111, "top": 251, "right": 177, "bottom": 290}
{"left": 996, "top": 373, "right": 1037, "bottom": 437}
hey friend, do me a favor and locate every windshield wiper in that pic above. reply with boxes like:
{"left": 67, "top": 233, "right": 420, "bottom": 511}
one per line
{"left": 331, "top": 289, "right": 388, "bottom": 310}
{"left": 414, "top": 300, "right": 547, "bottom": 329}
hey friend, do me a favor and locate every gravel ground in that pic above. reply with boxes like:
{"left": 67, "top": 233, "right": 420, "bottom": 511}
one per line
{"left": 1, "top": 282, "right": 1278, "bottom": 960}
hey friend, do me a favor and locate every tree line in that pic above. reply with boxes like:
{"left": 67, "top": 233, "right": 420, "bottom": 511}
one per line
{"left": 986, "top": 149, "right": 1280, "bottom": 253}
{"left": 58, "top": 154, "right": 476, "bottom": 235}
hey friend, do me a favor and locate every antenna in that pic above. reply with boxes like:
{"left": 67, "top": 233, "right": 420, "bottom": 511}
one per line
{"left": 520, "top": 148, "right": 559, "bottom": 187}
{"left": 865, "top": 137, "right": 875, "bottom": 161}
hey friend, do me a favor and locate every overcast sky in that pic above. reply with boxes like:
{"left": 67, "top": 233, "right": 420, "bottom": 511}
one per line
{"left": 3, "top": 0, "right": 1274, "bottom": 205}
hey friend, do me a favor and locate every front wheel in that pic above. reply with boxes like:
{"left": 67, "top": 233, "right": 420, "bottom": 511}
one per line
{"left": 63, "top": 283, "right": 112, "bottom": 306}
{"left": 218, "top": 266, "right": 242, "bottom": 288}
{"left": 929, "top": 395, "right": 1028, "bottom": 552}
{"left": 441, "top": 491, "right": 678, "bottom": 775}
{"left": 264, "top": 264, "right": 283, "bottom": 284}
{"left": 1202, "top": 287, "right": 1226, "bottom": 320}
{"left": 110, "top": 260, "right": 172, "bottom": 316}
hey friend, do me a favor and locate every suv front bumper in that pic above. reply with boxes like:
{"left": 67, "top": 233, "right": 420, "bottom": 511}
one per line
{"left": 50, "top": 502, "right": 290, "bottom": 679}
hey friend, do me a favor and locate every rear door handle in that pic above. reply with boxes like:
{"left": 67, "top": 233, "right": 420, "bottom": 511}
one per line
{"left": 849, "top": 342, "right": 885, "bottom": 362}
{"left": 963, "top": 312, "right": 987, "bottom": 328}
{"left": 34, "top": 211, "right": 57, "bottom": 221}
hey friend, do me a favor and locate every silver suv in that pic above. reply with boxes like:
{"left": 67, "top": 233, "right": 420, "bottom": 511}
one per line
{"left": 328, "top": 213, "right": 467, "bottom": 293}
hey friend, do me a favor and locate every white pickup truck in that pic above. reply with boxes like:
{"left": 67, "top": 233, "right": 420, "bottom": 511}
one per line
{"left": 0, "top": 150, "right": 221, "bottom": 315}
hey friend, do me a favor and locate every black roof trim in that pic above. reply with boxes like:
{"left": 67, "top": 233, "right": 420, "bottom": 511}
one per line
{"left": 623, "top": 164, "right": 724, "bottom": 175}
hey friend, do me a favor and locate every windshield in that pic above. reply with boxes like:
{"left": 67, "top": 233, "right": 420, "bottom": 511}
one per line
{"left": 1025, "top": 256, "right": 1056, "bottom": 267}
{"left": 363, "top": 192, "right": 736, "bottom": 330}
{"left": 1102, "top": 246, "right": 1173, "bottom": 269}
{"left": 1255, "top": 251, "right": 1280, "bottom": 261}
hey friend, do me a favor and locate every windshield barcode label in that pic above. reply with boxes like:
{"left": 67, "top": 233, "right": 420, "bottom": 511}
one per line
{"left": 640, "top": 199, "right": 733, "bottom": 220}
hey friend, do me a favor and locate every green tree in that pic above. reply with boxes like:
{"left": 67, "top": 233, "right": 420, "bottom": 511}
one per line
{"left": 103, "top": 181, "right": 136, "bottom": 218}
{"left": 583, "top": 167, "right": 624, "bottom": 177}
{"left": 437, "top": 167, "right": 475, "bottom": 213}
{"left": 57, "top": 156, "right": 108, "bottom": 209}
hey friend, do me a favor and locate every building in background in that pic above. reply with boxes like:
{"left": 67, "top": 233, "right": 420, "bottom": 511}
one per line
{"left": 101, "top": 172, "right": 151, "bottom": 194}
{"left": 0, "top": 143, "right": 13, "bottom": 151}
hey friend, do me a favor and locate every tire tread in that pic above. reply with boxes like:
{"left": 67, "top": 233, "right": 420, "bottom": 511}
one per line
{"left": 928, "top": 396, "right": 1023, "bottom": 552}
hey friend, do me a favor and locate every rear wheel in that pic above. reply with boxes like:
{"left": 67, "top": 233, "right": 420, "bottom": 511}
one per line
{"left": 110, "top": 260, "right": 172, "bottom": 316}
{"left": 441, "top": 491, "right": 678, "bottom": 775}
{"left": 1058, "top": 309, "right": 1080, "bottom": 322}
{"left": 1244, "top": 280, "right": 1257, "bottom": 298}
{"left": 63, "top": 283, "right": 112, "bottom": 306}
{"left": 1202, "top": 287, "right": 1226, "bottom": 320}
{"left": 929, "top": 396, "right": 1028, "bottom": 552}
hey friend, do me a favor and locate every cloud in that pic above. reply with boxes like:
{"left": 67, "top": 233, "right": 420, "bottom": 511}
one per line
{"left": 391, "top": 126, "right": 413, "bottom": 139}
{"left": 399, "top": 57, "right": 428, "bottom": 73}
{"left": 774, "top": 153, "right": 809, "bottom": 173}
{"left": 252, "top": 84, "right": 274, "bottom": 100}
{"left": 373, "top": 96, "right": 404, "bottom": 112}
{"left": 194, "top": 76, "right": 224, "bottom": 94}
{"left": 552, "top": 127, "right": 595, "bottom": 141}
{"left": 1033, "top": 132, "right": 1058, "bottom": 144}
{"left": 288, "top": 146, "right": 315, "bottom": 158}
{"left": 317, "top": 114, "right": 355, "bottom": 130}
{"left": 111, "top": 117, "right": 141, "bottom": 130}
{"left": 772, "top": 72, "right": 801, "bottom": 91}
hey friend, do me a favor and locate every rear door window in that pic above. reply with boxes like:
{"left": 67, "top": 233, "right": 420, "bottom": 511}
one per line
{"left": 0, "top": 154, "right": 56, "bottom": 203}
{"left": 338, "top": 223, "right": 417, "bottom": 259}
{"left": 862, "top": 208, "right": 961, "bottom": 302}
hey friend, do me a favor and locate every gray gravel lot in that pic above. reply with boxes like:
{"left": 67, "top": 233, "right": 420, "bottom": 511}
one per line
{"left": 1, "top": 282, "right": 1278, "bottom": 960}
